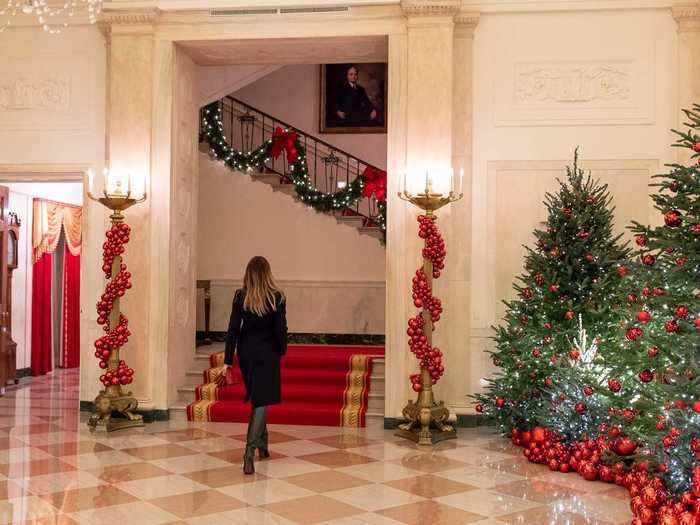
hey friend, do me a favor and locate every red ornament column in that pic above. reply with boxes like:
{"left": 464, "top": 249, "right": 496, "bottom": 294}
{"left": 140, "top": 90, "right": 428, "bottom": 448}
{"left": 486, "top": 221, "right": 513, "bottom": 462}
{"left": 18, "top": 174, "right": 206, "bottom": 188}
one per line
{"left": 396, "top": 205, "right": 457, "bottom": 445}
{"left": 86, "top": 180, "right": 146, "bottom": 431}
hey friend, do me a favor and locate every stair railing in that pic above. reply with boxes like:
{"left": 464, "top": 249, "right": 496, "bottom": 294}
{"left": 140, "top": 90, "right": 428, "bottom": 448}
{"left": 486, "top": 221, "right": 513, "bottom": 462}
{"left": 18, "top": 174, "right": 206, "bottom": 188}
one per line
{"left": 201, "top": 95, "right": 384, "bottom": 228}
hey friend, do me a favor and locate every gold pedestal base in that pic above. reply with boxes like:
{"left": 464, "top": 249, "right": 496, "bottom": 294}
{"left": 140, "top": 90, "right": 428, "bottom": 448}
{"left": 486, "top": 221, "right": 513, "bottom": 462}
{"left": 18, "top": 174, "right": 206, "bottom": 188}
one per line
{"left": 87, "top": 391, "right": 144, "bottom": 432}
{"left": 395, "top": 399, "right": 457, "bottom": 446}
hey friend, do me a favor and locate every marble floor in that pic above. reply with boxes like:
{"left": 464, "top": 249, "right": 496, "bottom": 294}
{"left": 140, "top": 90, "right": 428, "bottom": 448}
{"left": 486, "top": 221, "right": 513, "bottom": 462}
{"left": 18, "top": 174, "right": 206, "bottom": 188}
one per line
{"left": 0, "top": 369, "right": 633, "bottom": 525}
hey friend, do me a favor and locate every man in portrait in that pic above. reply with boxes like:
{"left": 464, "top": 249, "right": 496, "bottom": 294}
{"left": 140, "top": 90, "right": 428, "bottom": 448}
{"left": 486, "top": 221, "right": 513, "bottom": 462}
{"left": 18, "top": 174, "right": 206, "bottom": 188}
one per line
{"left": 332, "top": 65, "right": 379, "bottom": 127}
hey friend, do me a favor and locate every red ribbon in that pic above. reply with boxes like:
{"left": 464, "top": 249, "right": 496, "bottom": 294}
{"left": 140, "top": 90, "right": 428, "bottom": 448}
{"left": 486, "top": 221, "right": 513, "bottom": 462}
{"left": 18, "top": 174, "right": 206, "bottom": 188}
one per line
{"left": 271, "top": 127, "right": 299, "bottom": 164}
{"left": 362, "top": 166, "right": 387, "bottom": 203}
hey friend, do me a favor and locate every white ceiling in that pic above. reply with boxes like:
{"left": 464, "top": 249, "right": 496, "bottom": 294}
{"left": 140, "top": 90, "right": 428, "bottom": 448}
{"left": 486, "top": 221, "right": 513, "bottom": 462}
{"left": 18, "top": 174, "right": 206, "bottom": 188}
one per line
{"left": 179, "top": 35, "right": 388, "bottom": 66}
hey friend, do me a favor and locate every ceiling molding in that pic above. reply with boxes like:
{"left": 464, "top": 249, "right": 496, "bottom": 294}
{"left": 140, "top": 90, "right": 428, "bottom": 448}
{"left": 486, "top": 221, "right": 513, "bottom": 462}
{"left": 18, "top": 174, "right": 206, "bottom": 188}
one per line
{"left": 99, "top": 8, "right": 160, "bottom": 25}
{"left": 400, "top": 0, "right": 461, "bottom": 16}
{"left": 461, "top": 0, "right": 676, "bottom": 13}
{"left": 672, "top": 3, "right": 700, "bottom": 19}
{"left": 0, "top": 165, "right": 89, "bottom": 181}
{"left": 454, "top": 10, "right": 480, "bottom": 27}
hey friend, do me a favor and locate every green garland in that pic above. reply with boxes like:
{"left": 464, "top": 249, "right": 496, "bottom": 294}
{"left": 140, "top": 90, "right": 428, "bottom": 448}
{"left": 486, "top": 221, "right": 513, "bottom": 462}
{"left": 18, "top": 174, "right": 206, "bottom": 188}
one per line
{"left": 201, "top": 102, "right": 386, "bottom": 240}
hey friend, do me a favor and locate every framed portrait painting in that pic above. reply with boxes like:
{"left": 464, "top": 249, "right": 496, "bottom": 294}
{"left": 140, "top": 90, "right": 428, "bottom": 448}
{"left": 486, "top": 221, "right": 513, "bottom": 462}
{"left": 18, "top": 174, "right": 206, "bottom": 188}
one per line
{"left": 320, "top": 63, "right": 387, "bottom": 134}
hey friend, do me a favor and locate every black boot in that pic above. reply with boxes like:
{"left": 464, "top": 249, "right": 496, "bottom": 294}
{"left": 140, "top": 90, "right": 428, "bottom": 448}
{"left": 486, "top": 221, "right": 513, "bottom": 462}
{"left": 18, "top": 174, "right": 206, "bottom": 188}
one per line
{"left": 244, "top": 406, "right": 266, "bottom": 475}
{"left": 259, "top": 424, "right": 270, "bottom": 459}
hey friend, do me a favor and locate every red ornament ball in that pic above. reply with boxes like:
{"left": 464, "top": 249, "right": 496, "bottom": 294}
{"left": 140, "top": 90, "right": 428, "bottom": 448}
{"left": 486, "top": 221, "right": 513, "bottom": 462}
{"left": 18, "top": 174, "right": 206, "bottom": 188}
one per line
{"left": 647, "top": 346, "right": 659, "bottom": 358}
{"left": 634, "top": 234, "right": 647, "bottom": 246}
{"left": 636, "top": 311, "right": 652, "bottom": 324}
{"left": 638, "top": 369, "right": 654, "bottom": 383}
{"left": 608, "top": 379, "right": 622, "bottom": 392}
{"left": 616, "top": 266, "right": 628, "bottom": 277}
{"left": 614, "top": 437, "right": 638, "bottom": 456}
{"left": 626, "top": 327, "right": 643, "bottom": 341}
{"left": 641, "top": 254, "right": 655, "bottom": 266}
{"left": 580, "top": 461, "right": 598, "bottom": 481}
{"left": 674, "top": 305, "right": 689, "bottom": 319}
{"left": 495, "top": 397, "right": 505, "bottom": 408}
{"left": 664, "top": 209, "right": 683, "bottom": 227}
{"left": 692, "top": 400, "right": 700, "bottom": 414}
{"left": 531, "top": 426, "right": 547, "bottom": 444}
{"left": 575, "top": 402, "right": 587, "bottom": 414}
{"left": 665, "top": 320, "right": 679, "bottom": 333}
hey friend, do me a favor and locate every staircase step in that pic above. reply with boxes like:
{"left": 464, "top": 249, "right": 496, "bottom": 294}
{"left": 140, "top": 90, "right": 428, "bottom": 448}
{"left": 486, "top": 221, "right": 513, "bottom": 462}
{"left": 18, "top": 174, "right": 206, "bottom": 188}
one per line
{"left": 336, "top": 216, "right": 365, "bottom": 228}
{"left": 358, "top": 227, "right": 384, "bottom": 240}
{"left": 199, "top": 399, "right": 376, "bottom": 426}
{"left": 251, "top": 173, "right": 281, "bottom": 186}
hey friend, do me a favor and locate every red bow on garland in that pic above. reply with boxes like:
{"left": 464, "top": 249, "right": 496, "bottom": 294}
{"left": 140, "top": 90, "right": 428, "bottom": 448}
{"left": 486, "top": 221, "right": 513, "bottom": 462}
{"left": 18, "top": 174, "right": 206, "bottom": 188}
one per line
{"left": 271, "top": 127, "right": 299, "bottom": 164}
{"left": 362, "top": 166, "right": 387, "bottom": 203}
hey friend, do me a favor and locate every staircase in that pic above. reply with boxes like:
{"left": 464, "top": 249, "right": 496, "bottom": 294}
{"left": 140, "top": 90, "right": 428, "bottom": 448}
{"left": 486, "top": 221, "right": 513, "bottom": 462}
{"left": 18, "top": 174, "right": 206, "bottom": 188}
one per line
{"left": 169, "top": 343, "right": 386, "bottom": 425}
{"left": 201, "top": 96, "right": 385, "bottom": 241}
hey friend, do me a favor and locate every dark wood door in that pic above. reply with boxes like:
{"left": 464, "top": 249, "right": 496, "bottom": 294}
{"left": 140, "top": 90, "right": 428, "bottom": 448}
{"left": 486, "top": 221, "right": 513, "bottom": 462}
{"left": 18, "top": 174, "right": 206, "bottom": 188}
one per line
{"left": 0, "top": 185, "right": 9, "bottom": 389}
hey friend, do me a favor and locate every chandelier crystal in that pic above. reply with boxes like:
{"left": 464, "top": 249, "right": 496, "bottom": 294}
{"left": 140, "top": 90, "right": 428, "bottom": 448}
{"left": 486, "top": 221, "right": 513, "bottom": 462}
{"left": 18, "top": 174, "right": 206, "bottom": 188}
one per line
{"left": 0, "top": 0, "right": 102, "bottom": 34}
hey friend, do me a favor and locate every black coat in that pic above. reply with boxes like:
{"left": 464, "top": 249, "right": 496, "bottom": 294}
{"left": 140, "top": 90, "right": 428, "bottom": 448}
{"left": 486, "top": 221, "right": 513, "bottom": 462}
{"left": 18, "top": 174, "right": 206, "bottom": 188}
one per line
{"left": 223, "top": 289, "right": 287, "bottom": 407}
{"left": 333, "top": 82, "right": 377, "bottom": 127}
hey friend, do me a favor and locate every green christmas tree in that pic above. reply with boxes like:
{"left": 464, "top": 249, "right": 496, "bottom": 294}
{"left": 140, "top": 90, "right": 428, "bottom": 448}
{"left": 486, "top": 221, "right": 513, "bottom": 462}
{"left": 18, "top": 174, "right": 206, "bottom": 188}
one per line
{"left": 474, "top": 151, "right": 631, "bottom": 432}
{"left": 536, "top": 316, "right": 619, "bottom": 444}
{"left": 604, "top": 105, "right": 700, "bottom": 497}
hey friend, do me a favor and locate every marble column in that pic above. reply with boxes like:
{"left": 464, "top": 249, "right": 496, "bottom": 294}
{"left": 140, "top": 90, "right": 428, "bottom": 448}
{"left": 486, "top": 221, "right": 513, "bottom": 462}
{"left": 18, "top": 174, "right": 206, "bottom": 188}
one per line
{"left": 673, "top": 4, "right": 700, "bottom": 162}
{"left": 98, "top": 13, "right": 157, "bottom": 409}
{"left": 385, "top": 0, "right": 459, "bottom": 420}
{"left": 445, "top": 12, "right": 479, "bottom": 414}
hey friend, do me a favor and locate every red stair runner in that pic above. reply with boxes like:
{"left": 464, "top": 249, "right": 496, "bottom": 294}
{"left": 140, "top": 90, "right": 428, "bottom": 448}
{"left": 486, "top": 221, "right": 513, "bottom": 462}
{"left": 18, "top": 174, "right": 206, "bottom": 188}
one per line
{"left": 186, "top": 345, "right": 384, "bottom": 427}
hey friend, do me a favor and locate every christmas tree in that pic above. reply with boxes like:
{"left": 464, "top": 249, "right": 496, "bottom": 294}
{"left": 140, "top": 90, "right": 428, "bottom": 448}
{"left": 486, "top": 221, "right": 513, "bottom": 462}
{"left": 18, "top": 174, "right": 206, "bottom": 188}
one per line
{"left": 537, "top": 316, "right": 616, "bottom": 444}
{"left": 474, "top": 151, "right": 630, "bottom": 432}
{"left": 605, "top": 105, "right": 700, "bottom": 499}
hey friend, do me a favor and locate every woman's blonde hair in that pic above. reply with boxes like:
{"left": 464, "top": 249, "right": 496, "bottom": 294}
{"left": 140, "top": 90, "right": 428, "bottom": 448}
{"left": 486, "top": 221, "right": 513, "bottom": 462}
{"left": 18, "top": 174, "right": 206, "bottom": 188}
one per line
{"left": 242, "top": 256, "right": 284, "bottom": 316}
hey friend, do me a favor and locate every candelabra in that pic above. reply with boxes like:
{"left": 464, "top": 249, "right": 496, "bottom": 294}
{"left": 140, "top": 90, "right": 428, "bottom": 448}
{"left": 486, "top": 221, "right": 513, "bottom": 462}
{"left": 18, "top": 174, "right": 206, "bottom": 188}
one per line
{"left": 86, "top": 169, "right": 147, "bottom": 432}
{"left": 396, "top": 170, "right": 462, "bottom": 445}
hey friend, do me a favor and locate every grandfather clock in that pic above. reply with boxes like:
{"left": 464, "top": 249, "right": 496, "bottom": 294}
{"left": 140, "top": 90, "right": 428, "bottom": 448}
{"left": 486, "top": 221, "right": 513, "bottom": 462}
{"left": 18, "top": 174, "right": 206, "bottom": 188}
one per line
{"left": 0, "top": 185, "right": 19, "bottom": 390}
{"left": 5, "top": 211, "right": 19, "bottom": 385}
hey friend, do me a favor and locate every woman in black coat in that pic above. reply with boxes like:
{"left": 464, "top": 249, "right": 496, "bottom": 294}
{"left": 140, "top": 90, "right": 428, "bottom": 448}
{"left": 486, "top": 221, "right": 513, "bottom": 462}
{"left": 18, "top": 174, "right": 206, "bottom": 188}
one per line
{"left": 222, "top": 256, "right": 287, "bottom": 475}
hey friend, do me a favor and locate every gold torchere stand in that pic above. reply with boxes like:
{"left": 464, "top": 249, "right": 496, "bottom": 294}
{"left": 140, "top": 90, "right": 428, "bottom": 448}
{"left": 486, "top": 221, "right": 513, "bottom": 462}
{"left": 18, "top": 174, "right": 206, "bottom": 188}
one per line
{"left": 395, "top": 180, "right": 461, "bottom": 446}
{"left": 87, "top": 181, "right": 147, "bottom": 432}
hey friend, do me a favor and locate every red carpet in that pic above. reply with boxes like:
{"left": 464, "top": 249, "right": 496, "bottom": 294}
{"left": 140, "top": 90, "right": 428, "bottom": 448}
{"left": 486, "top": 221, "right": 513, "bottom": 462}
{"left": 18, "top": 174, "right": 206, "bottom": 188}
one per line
{"left": 186, "top": 345, "right": 384, "bottom": 427}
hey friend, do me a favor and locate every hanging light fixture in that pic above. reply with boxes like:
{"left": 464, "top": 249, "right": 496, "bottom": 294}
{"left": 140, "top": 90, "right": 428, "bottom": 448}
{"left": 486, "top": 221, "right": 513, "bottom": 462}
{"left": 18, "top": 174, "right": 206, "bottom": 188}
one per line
{"left": 0, "top": 0, "right": 103, "bottom": 34}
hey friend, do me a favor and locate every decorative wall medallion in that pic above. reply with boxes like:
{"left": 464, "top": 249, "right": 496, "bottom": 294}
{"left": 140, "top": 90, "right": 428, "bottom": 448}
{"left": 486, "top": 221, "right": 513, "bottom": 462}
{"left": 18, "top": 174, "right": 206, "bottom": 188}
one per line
{"left": 494, "top": 58, "right": 653, "bottom": 127}
{"left": 0, "top": 77, "right": 70, "bottom": 110}
{"left": 516, "top": 64, "right": 630, "bottom": 104}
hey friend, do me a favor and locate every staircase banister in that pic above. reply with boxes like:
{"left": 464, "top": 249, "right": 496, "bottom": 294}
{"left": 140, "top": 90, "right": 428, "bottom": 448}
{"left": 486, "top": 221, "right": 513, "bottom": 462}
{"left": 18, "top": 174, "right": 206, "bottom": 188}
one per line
{"left": 226, "top": 107, "right": 367, "bottom": 175}
{"left": 223, "top": 95, "right": 383, "bottom": 172}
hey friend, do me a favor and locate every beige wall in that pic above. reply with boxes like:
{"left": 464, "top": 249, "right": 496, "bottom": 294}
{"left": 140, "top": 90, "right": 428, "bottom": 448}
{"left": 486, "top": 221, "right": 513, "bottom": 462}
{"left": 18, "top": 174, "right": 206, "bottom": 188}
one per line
{"left": 197, "top": 154, "right": 386, "bottom": 334}
{"left": 0, "top": 26, "right": 106, "bottom": 399}
{"left": 234, "top": 64, "right": 388, "bottom": 169}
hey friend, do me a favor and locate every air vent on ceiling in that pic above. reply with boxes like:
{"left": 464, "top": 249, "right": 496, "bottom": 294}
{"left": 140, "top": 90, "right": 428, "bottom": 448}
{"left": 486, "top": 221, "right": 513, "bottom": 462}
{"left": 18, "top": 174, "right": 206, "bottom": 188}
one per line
{"left": 210, "top": 8, "right": 278, "bottom": 16}
{"left": 210, "top": 6, "right": 349, "bottom": 17}
{"left": 279, "top": 6, "right": 349, "bottom": 13}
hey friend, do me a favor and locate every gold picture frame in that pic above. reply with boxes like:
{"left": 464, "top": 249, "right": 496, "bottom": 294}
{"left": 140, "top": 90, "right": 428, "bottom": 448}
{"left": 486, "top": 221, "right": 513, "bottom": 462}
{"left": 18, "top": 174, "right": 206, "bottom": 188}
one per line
{"left": 320, "top": 63, "right": 388, "bottom": 134}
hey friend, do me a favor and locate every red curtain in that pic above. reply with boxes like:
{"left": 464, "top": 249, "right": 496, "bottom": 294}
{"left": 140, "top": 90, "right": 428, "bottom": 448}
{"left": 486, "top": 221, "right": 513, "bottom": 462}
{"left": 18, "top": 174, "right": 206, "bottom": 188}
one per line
{"left": 31, "top": 252, "right": 53, "bottom": 376}
{"left": 62, "top": 249, "right": 80, "bottom": 369}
